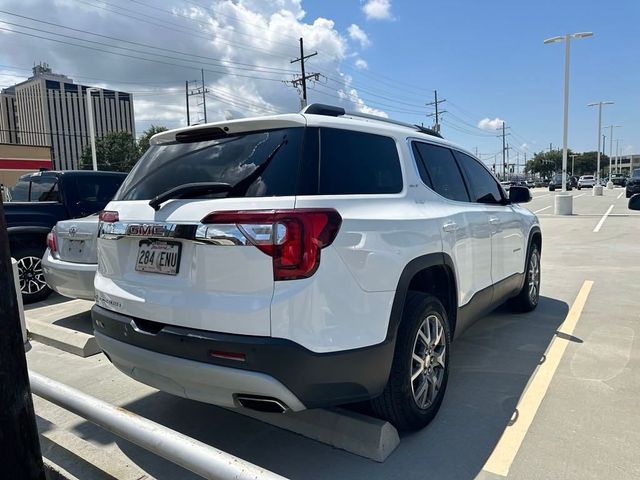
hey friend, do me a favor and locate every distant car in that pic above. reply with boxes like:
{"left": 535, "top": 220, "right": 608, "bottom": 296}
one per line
{"left": 548, "top": 174, "right": 572, "bottom": 191}
{"left": 577, "top": 175, "right": 596, "bottom": 189}
{"left": 569, "top": 176, "right": 579, "bottom": 188}
{"left": 500, "top": 180, "right": 512, "bottom": 191}
{"left": 526, "top": 180, "right": 535, "bottom": 188}
{"left": 625, "top": 169, "right": 640, "bottom": 198}
{"left": 42, "top": 215, "right": 99, "bottom": 301}
{"left": 610, "top": 173, "right": 627, "bottom": 187}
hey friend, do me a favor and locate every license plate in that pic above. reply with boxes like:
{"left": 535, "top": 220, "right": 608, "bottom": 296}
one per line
{"left": 135, "top": 240, "right": 181, "bottom": 275}
{"left": 66, "top": 239, "right": 85, "bottom": 256}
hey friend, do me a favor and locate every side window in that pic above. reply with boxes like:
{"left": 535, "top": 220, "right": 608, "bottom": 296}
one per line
{"left": 318, "top": 128, "right": 402, "bottom": 195}
{"left": 454, "top": 151, "right": 503, "bottom": 204}
{"left": 73, "top": 175, "right": 125, "bottom": 204}
{"left": 412, "top": 142, "right": 470, "bottom": 202}
{"left": 6, "top": 179, "right": 30, "bottom": 202}
{"left": 29, "top": 176, "right": 60, "bottom": 202}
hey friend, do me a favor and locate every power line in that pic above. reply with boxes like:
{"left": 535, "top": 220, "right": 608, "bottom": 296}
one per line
{"left": 289, "top": 37, "right": 319, "bottom": 108}
{"left": 425, "top": 90, "right": 446, "bottom": 134}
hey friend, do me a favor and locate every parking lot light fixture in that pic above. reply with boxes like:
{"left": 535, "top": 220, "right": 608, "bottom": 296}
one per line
{"left": 545, "top": 32, "right": 593, "bottom": 213}
{"left": 587, "top": 102, "right": 614, "bottom": 188}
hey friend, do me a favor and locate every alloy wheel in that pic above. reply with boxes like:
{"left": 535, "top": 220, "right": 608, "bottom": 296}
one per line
{"left": 17, "top": 256, "right": 46, "bottom": 295}
{"left": 528, "top": 249, "right": 540, "bottom": 304}
{"left": 410, "top": 314, "right": 447, "bottom": 409}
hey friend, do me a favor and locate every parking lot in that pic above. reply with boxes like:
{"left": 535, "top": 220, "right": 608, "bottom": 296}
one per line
{"left": 25, "top": 186, "right": 640, "bottom": 480}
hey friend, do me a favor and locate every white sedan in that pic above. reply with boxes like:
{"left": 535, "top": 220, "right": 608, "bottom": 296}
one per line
{"left": 42, "top": 214, "right": 99, "bottom": 301}
{"left": 577, "top": 175, "right": 596, "bottom": 189}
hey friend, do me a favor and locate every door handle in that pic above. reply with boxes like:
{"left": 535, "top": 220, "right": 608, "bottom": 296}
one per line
{"left": 442, "top": 221, "right": 458, "bottom": 232}
{"left": 489, "top": 216, "right": 501, "bottom": 225}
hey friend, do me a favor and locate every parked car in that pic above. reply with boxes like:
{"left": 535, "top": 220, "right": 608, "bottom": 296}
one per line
{"left": 629, "top": 193, "right": 640, "bottom": 210}
{"left": 625, "top": 169, "right": 640, "bottom": 198}
{"left": 4, "top": 170, "right": 126, "bottom": 303}
{"left": 42, "top": 214, "right": 100, "bottom": 301}
{"left": 609, "top": 173, "right": 627, "bottom": 187}
{"left": 548, "top": 174, "right": 572, "bottom": 191}
{"left": 92, "top": 103, "right": 540, "bottom": 432}
{"left": 577, "top": 175, "right": 596, "bottom": 189}
{"left": 569, "top": 176, "right": 579, "bottom": 188}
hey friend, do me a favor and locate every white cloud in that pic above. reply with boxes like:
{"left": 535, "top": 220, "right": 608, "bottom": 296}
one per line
{"left": 0, "top": 0, "right": 384, "bottom": 133}
{"left": 347, "top": 24, "right": 370, "bottom": 48}
{"left": 478, "top": 117, "right": 506, "bottom": 130}
{"left": 354, "top": 58, "right": 368, "bottom": 70}
{"left": 362, "top": 0, "right": 393, "bottom": 20}
{"left": 520, "top": 143, "right": 529, "bottom": 150}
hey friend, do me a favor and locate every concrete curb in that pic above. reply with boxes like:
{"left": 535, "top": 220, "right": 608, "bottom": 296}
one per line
{"left": 27, "top": 318, "right": 100, "bottom": 357}
{"left": 229, "top": 407, "right": 400, "bottom": 462}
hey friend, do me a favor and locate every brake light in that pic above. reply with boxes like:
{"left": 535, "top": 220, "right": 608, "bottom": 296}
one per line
{"left": 201, "top": 209, "right": 342, "bottom": 281}
{"left": 46, "top": 230, "right": 58, "bottom": 255}
{"left": 99, "top": 210, "right": 119, "bottom": 223}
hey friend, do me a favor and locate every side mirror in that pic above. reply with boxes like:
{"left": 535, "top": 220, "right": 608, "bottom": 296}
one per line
{"left": 509, "top": 185, "right": 531, "bottom": 204}
{"left": 628, "top": 193, "right": 640, "bottom": 211}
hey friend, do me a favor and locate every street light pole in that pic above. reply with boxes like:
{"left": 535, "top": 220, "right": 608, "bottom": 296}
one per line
{"left": 85, "top": 87, "right": 100, "bottom": 171}
{"left": 604, "top": 124, "right": 620, "bottom": 179}
{"left": 544, "top": 31, "right": 593, "bottom": 214}
{"left": 588, "top": 101, "right": 614, "bottom": 190}
{"left": 570, "top": 154, "right": 578, "bottom": 176}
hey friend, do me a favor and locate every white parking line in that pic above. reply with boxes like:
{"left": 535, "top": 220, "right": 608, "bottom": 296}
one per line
{"left": 593, "top": 205, "right": 614, "bottom": 233}
{"left": 617, "top": 191, "right": 624, "bottom": 200}
{"left": 483, "top": 280, "right": 594, "bottom": 476}
{"left": 533, "top": 206, "right": 551, "bottom": 214}
{"left": 533, "top": 194, "right": 551, "bottom": 199}
{"left": 573, "top": 193, "right": 586, "bottom": 199}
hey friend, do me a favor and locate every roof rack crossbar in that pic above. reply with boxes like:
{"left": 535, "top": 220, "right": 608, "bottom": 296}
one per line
{"left": 301, "top": 103, "right": 442, "bottom": 138}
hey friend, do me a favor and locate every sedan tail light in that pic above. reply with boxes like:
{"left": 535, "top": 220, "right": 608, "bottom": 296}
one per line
{"left": 46, "top": 230, "right": 58, "bottom": 256}
{"left": 201, "top": 209, "right": 342, "bottom": 281}
{"left": 99, "top": 210, "right": 119, "bottom": 223}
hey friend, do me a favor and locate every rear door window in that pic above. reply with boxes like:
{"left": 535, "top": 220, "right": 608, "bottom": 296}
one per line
{"left": 29, "top": 176, "right": 60, "bottom": 202}
{"left": 6, "top": 178, "right": 30, "bottom": 202}
{"left": 316, "top": 128, "right": 402, "bottom": 195}
{"left": 116, "top": 128, "right": 304, "bottom": 200}
{"left": 412, "top": 142, "right": 470, "bottom": 202}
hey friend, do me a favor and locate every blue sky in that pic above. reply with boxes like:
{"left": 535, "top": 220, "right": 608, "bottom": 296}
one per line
{"left": 302, "top": 0, "right": 639, "bottom": 162}
{"left": 0, "top": 0, "right": 637, "bottom": 168}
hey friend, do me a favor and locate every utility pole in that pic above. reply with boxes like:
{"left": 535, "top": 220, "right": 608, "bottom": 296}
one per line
{"left": 425, "top": 91, "right": 447, "bottom": 133}
{"left": 290, "top": 37, "right": 318, "bottom": 108}
{"left": 185, "top": 76, "right": 209, "bottom": 125}
{"left": 0, "top": 197, "right": 45, "bottom": 480}
{"left": 497, "top": 122, "right": 509, "bottom": 179}
{"left": 185, "top": 80, "right": 190, "bottom": 126}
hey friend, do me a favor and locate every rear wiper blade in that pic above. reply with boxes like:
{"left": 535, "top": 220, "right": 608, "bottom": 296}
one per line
{"left": 149, "top": 182, "right": 231, "bottom": 211}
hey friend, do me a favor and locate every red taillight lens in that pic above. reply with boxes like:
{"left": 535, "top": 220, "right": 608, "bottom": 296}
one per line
{"left": 46, "top": 230, "right": 58, "bottom": 254}
{"left": 201, "top": 209, "right": 342, "bottom": 281}
{"left": 99, "top": 210, "right": 119, "bottom": 223}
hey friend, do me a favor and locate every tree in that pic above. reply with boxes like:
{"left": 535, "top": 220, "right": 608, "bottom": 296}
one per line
{"left": 574, "top": 151, "right": 608, "bottom": 177}
{"left": 524, "top": 149, "right": 570, "bottom": 178}
{"left": 138, "top": 125, "right": 168, "bottom": 155}
{"left": 79, "top": 131, "right": 140, "bottom": 172}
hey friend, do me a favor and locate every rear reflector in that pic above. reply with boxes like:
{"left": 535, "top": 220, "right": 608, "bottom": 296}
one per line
{"left": 201, "top": 209, "right": 342, "bottom": 281}
{"left": 99, "top": 210, "right": 119, "bottom": 223}
{"left": 209, "top": 350, "right": 246, "bottom": 362}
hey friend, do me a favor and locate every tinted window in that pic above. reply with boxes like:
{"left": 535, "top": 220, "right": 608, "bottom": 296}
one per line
{"left": 116, "top": 128, "right": 304, "bottom": 200}
{"left": 72, "top": 175, "right": 125, "bottom": 204}
{"left": 413, "top": 142, "right": 469, "bottom": 202}
{"left": 633, "top": 169, "right": 640, "bottom": 179}
{"left": 454, "top": 151, "right": 503, "bottom": 204}
{"left": 30, "top": 176, "right": 59, "bottom": 202}
{"left": 318, "top": 128, "right": 402, "bottom": 195}
{"left": 6, "top": 179, "right": 30, "bottom": 202}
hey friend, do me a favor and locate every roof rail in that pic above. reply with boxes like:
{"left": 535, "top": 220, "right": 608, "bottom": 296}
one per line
{"left": 301, "top": 103, "right": 443, "bottom": 138}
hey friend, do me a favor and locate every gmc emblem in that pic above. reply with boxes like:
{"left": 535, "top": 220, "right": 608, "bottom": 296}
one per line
{"left": 126, "top": 224, "right": 167, "bottom": 237}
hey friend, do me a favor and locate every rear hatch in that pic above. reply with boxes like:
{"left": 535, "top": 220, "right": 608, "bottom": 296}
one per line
{"left": 55, "top": 215, "right": 100, "bottom": 264}
{"left": 95, "top": 116, "right": 309, "bottom": 336}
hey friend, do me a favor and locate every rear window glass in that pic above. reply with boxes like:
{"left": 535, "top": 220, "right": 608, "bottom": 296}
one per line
{"left": 72, "top": 175, "right": 125, "bottom": 204}
{"left": 29, "top": 176, "right": 59, "bottom": 202}
{"left": 115, "top": 127, "right": 303, "bottom": 200}
{"left": 317, "top": 128, "right": 402, "bottom": 195}
{"left": 6, "top": 179, "right": 30, "bottom": 202}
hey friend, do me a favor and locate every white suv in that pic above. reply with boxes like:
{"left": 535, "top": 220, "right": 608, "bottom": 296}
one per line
{"left": 93, "top": 104, "right": 541, "bottom": 431}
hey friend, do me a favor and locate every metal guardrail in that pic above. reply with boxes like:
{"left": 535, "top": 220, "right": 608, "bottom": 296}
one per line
{"left": 29, "top": 371, "right": 288, "bottom": 480}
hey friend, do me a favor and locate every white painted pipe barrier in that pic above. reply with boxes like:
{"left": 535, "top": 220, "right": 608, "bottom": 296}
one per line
{"left": 11, "top": 257, "right": 27, "bottom": 343}
{"left": 29, "top": 371, "right": 288, "bottom": 480}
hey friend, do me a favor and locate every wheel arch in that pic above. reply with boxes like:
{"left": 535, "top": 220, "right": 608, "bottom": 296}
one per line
{"left": 8, "top": 227, "right": 50, "bottom": 254}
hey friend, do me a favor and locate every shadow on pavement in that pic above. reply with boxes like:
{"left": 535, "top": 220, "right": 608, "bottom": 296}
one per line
{"left": 72, "top": 295, "right": 568, "bottom": 480}
{"left": 23, "top": 293, "right": 69, "bottom": 311}
{"left": 52, "top": 311, "right": 93, "bottom": 335}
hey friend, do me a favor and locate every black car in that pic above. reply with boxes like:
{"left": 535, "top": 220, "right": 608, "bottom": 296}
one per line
{"left": 548, "top": 174, "right": 572, "bottom": 191}
{"left": 610, "top": 173, "right": 627, "bottom": 187}
{"left": 4, "top": 170, "right": 126, "bottom": 303}
{"left": 625, "top": 169, "right": 640, "bottom": 198}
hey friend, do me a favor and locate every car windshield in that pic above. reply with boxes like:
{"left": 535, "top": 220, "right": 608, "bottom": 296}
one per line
{"left": 633, "top": 169, "right": 640, "bottom": 179}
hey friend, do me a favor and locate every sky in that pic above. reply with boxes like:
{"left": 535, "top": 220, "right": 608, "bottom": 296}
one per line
{"left": 0, "top": 0, "right": 638, "bottom": 169}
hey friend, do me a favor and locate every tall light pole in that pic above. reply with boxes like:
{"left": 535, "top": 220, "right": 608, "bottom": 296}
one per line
{"left": 544, "top": 32, "right": 593, "bottom": 213}
{"left": 587, "top": 101, "right": 613, "bottom": 189}
{"left": 615, "top": 138, "right": 623, "bottom": 174}
{"left": 604, "top": 125, "right": 620, "bottom": 179}
{"left": 570, "top": 154, "right": 578, "bottom": 176}
{"left": 85, "top": 87, "right": 101, "bottom": 171}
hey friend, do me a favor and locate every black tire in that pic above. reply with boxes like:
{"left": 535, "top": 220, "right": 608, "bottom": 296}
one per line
{"left": 577, "top": 185, "right": 582, "bottom": 190}
{"left": 549, "top": 186, "right": 555, "bottom": 191}
{"left": 509, "top": 244, "right": 541, "bottom": 313}
{"left": 14, "top": 246, "right": 52, "bottom": 304}
{"left": 371, "top": 293, "right": 451, "bottom": 431}
{"left": 626, "top": 191, "right": 632, "bottom": 198}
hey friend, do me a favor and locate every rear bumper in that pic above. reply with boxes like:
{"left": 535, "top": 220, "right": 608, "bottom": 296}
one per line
{"left": 626, "top": 184, "right": 640, "bottom": 195}
{"left": 42, "top": 250, "right": 96, "bottom": 301}
{"left": 92, "top": 305, "right": 395, "bottom": 409}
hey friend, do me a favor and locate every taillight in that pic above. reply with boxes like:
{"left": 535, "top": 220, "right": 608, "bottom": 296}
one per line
{"left": 201, "top": 209, "right": 342, "bottom": 281}
{"left": 99, "top": 210, "right": 119, "bottom": 223}
{"left": 46, "top": 230, "right": 58, "bottom": 255}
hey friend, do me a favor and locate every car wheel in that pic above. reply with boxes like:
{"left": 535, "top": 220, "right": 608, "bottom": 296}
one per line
{"left": 549, "top": 186, "right": 555, "bottom": 191}
{"left": 370, "top": 292, "right": 450, "bottom": 431}
{"left": 627, "top": 191, "right": 632, "bottom": 198}
{"left": 577, "top": 185, "right": 581, "bottom": 190}
{"left": 15, "top": 246, "right": 52, "bottom": 304}
{"left": 509, "top": 243, "right": 541, "bottom": 313}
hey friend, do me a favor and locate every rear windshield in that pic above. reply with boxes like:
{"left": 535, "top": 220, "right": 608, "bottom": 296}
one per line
{"left": 114, "top": 126, "right": 403, "bottom": 200}
{"left": 115, "top": 127, "right": 304, "bottom": 200}
{"left": 633, "top": 169, "right": 640, "bottom": 178}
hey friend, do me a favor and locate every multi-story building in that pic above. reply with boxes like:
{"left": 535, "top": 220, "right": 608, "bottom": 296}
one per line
{"left": 0, "top": 64, "right": 135, "bottom": 170}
